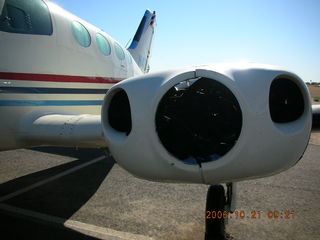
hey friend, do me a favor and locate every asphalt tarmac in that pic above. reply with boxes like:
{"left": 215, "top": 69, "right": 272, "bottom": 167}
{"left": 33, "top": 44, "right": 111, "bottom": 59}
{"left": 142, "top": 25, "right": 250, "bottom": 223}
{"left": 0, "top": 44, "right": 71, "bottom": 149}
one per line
{"left": 0, "top": 135, "right": 319, "bottom": 240}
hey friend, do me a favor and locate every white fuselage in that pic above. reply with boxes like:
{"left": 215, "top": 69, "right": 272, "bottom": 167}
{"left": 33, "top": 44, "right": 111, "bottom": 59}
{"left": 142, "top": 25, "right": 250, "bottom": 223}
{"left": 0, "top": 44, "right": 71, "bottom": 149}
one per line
{"left": 0, "top": 1, "right": 142, "bottom": 149}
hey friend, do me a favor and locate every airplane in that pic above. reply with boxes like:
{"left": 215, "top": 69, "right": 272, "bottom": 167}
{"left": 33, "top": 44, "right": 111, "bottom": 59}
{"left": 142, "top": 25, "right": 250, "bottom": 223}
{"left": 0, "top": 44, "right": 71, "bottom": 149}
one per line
{"left": 0, "top": 0, "right": 317, "bottom": 239}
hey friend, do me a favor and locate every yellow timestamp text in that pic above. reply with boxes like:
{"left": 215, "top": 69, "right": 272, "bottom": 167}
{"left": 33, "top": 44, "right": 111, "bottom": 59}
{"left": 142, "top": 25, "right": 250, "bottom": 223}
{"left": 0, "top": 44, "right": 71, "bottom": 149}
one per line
{"left": 205, "top": 210, "right": 295, "bottom": 220}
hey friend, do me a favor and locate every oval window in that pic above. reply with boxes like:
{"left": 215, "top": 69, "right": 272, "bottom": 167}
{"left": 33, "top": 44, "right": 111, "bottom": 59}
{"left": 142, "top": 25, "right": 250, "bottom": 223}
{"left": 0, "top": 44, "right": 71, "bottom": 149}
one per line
{"left": 96, "top": 33, "right": 111, "bottom": 56}
{"left": 114, "top": 42, "right": 125, "bottom": 60}
{"left": 126, "top": 51, "right": 132, "bottom": 64}
{"left": 71, "top": 21, "right": 91, "bottom": 47}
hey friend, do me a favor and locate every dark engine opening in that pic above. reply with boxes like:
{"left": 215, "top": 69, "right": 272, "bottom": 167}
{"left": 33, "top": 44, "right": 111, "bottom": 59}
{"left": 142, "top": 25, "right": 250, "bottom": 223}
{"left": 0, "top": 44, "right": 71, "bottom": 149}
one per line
{"left": 108, "top": 89, "right": 132, "bottom": 135}
{"left": 269, "top": 78, "right": 304, "bottom": 123}
{"left": 155, "top": 77, "right": 242, "bottom": 164}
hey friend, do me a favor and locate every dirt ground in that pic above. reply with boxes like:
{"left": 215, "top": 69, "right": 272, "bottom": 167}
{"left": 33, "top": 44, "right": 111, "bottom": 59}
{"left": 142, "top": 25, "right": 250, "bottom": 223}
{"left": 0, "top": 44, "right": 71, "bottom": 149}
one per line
{"left": 309, "top": 85, "right": 320, "bottom": 145}
{"left": 308, "top": 85, "right": 320, "bottom": 104}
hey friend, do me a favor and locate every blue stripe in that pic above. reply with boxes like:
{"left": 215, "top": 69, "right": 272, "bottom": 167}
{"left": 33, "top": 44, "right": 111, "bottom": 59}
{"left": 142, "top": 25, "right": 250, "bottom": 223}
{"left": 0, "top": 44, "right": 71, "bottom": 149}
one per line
{"left": 0, "top": 87, "right": 108, "bottom": 94}
{"left": 0, "top": 100, "right": 103, "bottom": 106}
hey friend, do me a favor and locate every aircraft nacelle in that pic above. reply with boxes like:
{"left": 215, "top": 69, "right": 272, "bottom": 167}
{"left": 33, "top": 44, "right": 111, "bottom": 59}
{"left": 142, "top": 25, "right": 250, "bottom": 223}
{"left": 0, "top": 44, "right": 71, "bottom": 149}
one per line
{"left": 102, "top": 63, "right": 311, "bottom": 184}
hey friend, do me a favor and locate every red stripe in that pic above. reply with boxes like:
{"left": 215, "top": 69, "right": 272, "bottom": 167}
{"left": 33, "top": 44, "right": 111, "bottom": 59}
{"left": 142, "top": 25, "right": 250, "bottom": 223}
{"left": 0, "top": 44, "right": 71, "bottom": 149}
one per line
{"left": 0, "top": 72, "right": 123, "bottom": 84}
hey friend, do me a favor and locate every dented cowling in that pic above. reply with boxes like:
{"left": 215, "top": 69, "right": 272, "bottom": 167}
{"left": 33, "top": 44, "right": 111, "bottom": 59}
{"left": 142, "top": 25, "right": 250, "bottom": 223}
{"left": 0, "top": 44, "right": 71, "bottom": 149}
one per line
{"left": 101, "top": 63, "right": 312, "bottom": 184}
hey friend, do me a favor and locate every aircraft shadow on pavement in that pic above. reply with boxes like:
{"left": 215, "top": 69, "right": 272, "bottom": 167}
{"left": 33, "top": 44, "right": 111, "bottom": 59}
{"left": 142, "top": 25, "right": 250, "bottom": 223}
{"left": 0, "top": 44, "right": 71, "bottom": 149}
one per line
{"left": 30, "top": 146, "right": 106, "bottom": 160}
{"left": 0, "top": 147, "right": 114, "bottom": 239}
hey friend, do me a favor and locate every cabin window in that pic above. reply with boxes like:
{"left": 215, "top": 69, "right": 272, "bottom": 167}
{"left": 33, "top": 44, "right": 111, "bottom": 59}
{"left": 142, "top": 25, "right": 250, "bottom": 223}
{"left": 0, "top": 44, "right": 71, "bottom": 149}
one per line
{"left": 114, "top": 42, "right": 125, "bottom": 60}
{"left": 126, "top": 51, "right": 132, "bottom": 64}
{"left": 0, "top": 0, "right": 52, "bottom": 35}
{"left": 96, "top": 33, "right": 111, "bottom": 56}
{"left": 71, "top": 21, "right": 91, "bottom": 47}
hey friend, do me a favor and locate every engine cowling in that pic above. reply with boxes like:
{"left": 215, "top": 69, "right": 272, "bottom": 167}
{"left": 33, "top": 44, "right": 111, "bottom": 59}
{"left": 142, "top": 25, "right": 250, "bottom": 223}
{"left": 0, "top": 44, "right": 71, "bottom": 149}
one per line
{"left": 101, "top": 63, "right": 311, "bottom": 184}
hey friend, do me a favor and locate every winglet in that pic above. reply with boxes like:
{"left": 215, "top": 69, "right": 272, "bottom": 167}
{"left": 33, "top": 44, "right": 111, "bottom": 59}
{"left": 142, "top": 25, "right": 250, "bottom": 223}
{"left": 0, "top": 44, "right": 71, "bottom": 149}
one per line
{"left": 128, "top": 10, "right": 156, "bottom": 73}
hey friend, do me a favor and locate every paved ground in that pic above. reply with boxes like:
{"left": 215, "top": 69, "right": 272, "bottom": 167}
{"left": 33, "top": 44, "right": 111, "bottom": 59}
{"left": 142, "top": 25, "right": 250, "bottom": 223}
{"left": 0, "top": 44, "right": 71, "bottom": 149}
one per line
{"left": 0, "top": 135, "right": 319, "bottom": 240}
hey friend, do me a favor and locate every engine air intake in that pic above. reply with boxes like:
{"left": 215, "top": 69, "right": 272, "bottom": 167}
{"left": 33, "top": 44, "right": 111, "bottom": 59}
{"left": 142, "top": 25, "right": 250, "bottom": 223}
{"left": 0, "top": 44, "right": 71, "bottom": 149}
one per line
{"left": 156, "top": 78, "right": 242, "bottom": 164}
{"left": 108, "top": 89, "right": 132, "bottom": 135}
{"left": 269, "top": 78, "right": 304, "bottom": 123}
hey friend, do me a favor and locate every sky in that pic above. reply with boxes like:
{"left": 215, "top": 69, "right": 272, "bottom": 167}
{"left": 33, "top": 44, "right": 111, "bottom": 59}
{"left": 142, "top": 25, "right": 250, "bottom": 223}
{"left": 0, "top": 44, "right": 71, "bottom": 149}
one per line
{"left": 51, "top": 0, "right": 320, "bottom": 82}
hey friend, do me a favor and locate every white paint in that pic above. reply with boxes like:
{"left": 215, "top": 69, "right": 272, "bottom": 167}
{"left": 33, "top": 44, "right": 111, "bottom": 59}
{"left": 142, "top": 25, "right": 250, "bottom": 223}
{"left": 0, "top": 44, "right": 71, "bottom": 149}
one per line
{"left": 102, "top": 63, "right": 312, "bottom": 184}
{"left": 0, "top": 0, "right": 155, "bottom": 150}
{"left": 20, "top": 114, "right": 107, "bottom": 148}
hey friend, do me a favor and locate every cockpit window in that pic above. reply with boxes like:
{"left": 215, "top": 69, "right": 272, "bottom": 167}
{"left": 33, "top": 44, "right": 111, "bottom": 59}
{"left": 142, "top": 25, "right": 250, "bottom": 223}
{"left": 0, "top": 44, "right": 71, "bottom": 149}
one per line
{"left": 0, "top": 0, "right": 52, "bottom": 35}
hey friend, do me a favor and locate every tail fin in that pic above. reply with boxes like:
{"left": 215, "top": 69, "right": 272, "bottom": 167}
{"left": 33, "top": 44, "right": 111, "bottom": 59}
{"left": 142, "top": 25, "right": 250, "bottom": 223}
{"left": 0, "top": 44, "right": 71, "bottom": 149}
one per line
{"left": 128, "top": 10, "right": 156, "bottom": 73}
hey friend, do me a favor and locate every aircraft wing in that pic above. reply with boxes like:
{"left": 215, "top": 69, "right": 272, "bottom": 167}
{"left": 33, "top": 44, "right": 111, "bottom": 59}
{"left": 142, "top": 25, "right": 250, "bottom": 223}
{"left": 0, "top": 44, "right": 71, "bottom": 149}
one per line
{"left": 17, "top": 101, "right": 320, "bottom": 150}
{"left": 0, "top": 63, "right": 315, "bottom": 185}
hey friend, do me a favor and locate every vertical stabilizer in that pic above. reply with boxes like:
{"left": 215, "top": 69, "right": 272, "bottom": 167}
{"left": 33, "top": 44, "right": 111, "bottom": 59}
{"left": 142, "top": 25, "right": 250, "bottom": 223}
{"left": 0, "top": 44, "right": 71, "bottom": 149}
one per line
{"left": 128, "top": 10, "right": 156, "bottom": 73}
